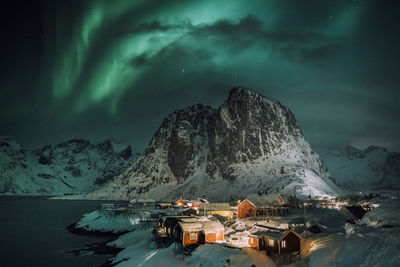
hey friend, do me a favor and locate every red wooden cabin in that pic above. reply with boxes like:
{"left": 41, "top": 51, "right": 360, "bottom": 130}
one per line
{"left": 237, "top": 199, "right": 256, "bottom": 219}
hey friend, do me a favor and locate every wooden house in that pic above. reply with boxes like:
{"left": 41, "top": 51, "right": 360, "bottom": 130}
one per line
{"left": 175, "top": 199, "right": 188, "bottom": 207}
{"left": 186, "top": 200, "right": 201, "bottom": 210}
{"left": 248, "top": 231, "right": 267, "bottom": 251}
{"left": 237, "top": 199, "right": 257, "bottom": 219}
{"left": 199, "top": 203, "right": 233, "bottom": 218}
{"left": 174, "top": 222, "right": 204, "bottom": 247}
{"left": 163, "top": 216, "right": 195, "bottom": 238}
{"left": 264, "top": 229, "right": 302, "bottom": 256}
{"left": 201, "top": 220, "right": 225, "bottom": 243}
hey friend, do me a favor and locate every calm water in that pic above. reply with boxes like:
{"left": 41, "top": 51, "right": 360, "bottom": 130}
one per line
{"left": 0, "top": 196, "right": 115, "bottom": 267}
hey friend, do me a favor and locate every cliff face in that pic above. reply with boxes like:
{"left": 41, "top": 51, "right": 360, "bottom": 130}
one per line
{"left": 91, "top": 87, "right": 341, "bottom": 201}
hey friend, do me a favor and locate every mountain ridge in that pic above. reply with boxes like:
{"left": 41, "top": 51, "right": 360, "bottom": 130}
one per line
{"left": 90, "top": 87, "right": 342, "bottom": 201}
{"left": 0, "top": 136, "right": 138, "bottom": 195}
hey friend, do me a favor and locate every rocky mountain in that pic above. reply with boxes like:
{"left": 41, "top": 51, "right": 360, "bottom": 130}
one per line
{"left": 90, "top": 87, "right": 341, "bottom": 201}
{"left": 318, "top": 145, "right": 400, "bottom": 193}
{"left": 0, "top": 137, "right": 138, "bottom": 195}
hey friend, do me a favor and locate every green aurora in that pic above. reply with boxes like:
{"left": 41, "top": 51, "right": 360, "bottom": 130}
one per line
{"left": 1, "top": 0, "right": 399, "bottom": 151}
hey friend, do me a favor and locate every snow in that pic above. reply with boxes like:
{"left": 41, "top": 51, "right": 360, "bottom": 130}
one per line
{"left": 90, "top": 88, "right": 341, "bottom": 202}
{"left": 75, "top": 210, "right": 139, "bottom": 233}
{"left": 359, "top": 198, "right": 400, "bottom": 228}
{"left": 0, "top": 137, "right": 136, "bottom": 195}
{"left": 318, "top": 145, "right": 399, "bottom": 193}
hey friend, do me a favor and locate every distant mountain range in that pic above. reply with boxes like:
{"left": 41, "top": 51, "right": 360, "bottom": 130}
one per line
{"left": 318, "top": 145, "right": 400, "bottom": 193}
{"left": 0, "top": 137, "right": 137, "bottom": 195}
{"left": 89, "top": 87, "right": 342, "bottom": 201}
{"left": 2, "top": 88, "right": 398, "bottom": 198}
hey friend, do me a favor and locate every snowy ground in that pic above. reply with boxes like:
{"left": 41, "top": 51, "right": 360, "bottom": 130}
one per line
{"left": 75, "top": 210, "right": 139, "bottom": 233}
{"left": 72, "top": 198, "right": 400, "bottom": 266}
{"left": 108, "top": 229, "right": 276, "bottom": 267}
{"left": 288, "top": 197, "right": 400, "bottom": 267}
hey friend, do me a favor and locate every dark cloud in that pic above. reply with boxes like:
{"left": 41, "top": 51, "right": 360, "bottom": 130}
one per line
{"left": 1, "top": 0, "right": 399, "bottom": 152}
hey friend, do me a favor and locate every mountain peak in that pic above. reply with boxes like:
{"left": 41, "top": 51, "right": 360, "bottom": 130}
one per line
{"left": 228, "top": 86, "right": 278, "bottom": 105}
{"left": 92, "top": 86, "right": 341, "bottom": 201}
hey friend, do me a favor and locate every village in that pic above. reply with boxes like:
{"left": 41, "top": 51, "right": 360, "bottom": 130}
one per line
{"left": 71, "top": 191, "right": 395, "bottom": 266}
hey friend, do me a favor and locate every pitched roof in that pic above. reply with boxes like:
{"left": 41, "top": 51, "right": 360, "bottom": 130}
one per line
{"left": 263, "top": 229, "right": 302, "bottom": 241}
{"left": 246, "top": 193, "right": 289, "bottom": 207}
{"left": 178, "top": 222, "right": 203, "bottom": 232}
{"left": 201, "top": 221, "right": 224, "bottom": 233}
{"left": 238, "top": 199, "right": 256, "bottom": 208}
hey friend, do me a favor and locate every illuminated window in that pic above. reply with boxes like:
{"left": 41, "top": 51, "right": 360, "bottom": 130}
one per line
{"left": 190, "top": 232, "right": 197, "bottom": 240}
{"left": 281, "top": 240, "right": 286, "bottom": 248}
{"left": 269, "top": 239, "right": 274, "bottom": 247}
{"left": 188, "top": 203, "right": 192, "bottom": 207}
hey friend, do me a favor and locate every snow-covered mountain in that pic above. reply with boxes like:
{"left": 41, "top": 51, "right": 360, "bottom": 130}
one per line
{"left": 90, "top": 87, "right": 341, "bottom": 201}
{"left": 318, "top": 145, "right": 400, "bottom": 193}
{"left": 0, "top": 137, "right": 138, "bottom": 195}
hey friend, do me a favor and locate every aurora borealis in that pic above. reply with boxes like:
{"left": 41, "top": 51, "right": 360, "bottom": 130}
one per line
{"left": 1, "top": 0, "right": 399, "bottom": 151}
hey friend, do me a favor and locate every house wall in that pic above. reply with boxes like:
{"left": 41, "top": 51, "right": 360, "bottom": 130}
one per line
{"left": 249, "top": 236, "right": 258, "bottom": 249}
{"left": 217, "top": 230, "right": 224, "bottom": 241}
{"left": 176, "top": 200, "right": 186, "bottom": 207}
{"left": 238, "top": 200, "right": 256, "bottom": 219}
{"left": 206, "top": 233, "right": 216, "bottom": 243}
{"left": 280, "top": 232, "right": 300, "bottom": 254}
{"left": 183, "top": 232, "right": 200, "bottom": 246}
{"left": 265, "top": 237, "right": 279, "bottom": 254}
{"left": 249, "top": 236, "right": 265, "bottom": 251}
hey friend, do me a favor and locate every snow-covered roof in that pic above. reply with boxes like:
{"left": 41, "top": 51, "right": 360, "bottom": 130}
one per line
{"left": 201, "top": 221, "right": 224, "bottom": 232}
{"left": 178, "top": 222, "right": 203, "bottom": 232}
{"left": 246, "top": 193, "right": 289, "bottom": 207}
{"left": 200, "top": 203, "right": 231, "bottom": 211}
{"left": 263, "top": 229, "right": 301, "bottom": 241}
{"left": 180, "top": 217, "right": 199, "bottom": 223}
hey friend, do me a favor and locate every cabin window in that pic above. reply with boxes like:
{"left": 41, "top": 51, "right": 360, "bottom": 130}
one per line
{"left": 190, "top": 232, "right": 197, "bottom": 240}
{"left": 269, "top": 239, "right": 274, "bottom": 247}
{"left": 281, "top": 240, "right": 286, "bottom": 248}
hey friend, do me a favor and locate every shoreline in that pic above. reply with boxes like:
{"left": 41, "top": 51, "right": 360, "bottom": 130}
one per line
{"left": 66, "top": 222, "right": 130, "bottom": 266}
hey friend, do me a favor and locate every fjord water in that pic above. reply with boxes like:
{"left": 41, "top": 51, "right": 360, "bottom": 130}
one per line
{"left": 0, "top": 196, "right": 113, "bottom": 267}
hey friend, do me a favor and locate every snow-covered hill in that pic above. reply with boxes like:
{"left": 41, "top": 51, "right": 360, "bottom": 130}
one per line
{"left": 318, "top": 145, "right": 400, "bottom": 193}
{"left": 0, "top": 136, "right": 138, "bottom": 195}
{"left": 90, "top": 87, "right": 342, "bottom": 201}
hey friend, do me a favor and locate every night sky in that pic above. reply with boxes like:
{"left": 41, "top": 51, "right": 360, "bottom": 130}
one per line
{"left": 1, "top": 0, "right": 399, "bottom": 152}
